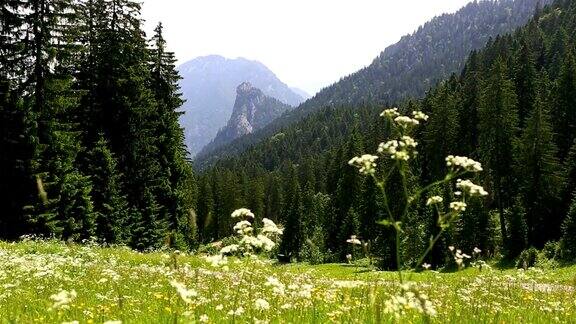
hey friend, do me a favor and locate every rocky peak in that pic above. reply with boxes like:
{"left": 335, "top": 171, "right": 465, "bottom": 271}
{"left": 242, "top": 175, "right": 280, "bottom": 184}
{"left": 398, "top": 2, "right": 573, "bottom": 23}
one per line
{"left": 198, "top": 83, "right": 293, "bottom": 156}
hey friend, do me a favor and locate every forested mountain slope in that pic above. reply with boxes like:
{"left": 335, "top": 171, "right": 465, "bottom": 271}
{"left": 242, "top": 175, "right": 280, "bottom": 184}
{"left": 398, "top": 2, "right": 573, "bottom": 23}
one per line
{"left": 195, "top": 0, "right": 551, "bottom": 167}
{"left": 195, "top": 0, "right": 576, "bottom": 267}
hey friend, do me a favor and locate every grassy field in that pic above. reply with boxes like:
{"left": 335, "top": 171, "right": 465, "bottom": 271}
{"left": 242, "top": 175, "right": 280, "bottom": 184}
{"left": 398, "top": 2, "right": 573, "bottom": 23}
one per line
{"left": 0, "top": 240, "right": 575, "bottom": 323}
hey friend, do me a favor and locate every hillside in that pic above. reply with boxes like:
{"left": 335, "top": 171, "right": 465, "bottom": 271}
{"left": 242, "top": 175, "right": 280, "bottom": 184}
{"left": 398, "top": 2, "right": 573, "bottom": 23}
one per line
{"left": 195, "top": 0, "right": 552, "bottom": 167}
{"left": 194, "top": 0, "right": 576, "bottom": 266}
{"left": 178, "top": 55, "right": 307, "bottom": 156}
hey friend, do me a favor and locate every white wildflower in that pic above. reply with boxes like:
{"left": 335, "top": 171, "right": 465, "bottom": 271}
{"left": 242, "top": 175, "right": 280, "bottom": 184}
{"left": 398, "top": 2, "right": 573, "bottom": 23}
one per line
{"left": 445, "top": 155, "right": 483, "bottom": 172}
{"left": 426, "top": 196, "right": 443, "bottom": 206}
{"left": 473, "top": 247, "right": 482, "bottom": 254}
{"left": 50, "top": 289, "right": 77, "bottom": 310}
{"left": 233, "top": 220, "right": 253, "bottom": 235}
{"left": 103, "top": 321, "right": 122, "bottom": 324}
{"left": 348, "top": 154, "right": 378, "bottom": 175}
{"left": 381, "top": 108, "right": 400, "bottom": 118}
{"left": 255, "top": 298, "right": 270, "bottom": 310}
{"left": 199, "top": 314, "right": 209, "bottom": 323}
{"left": 261, "top": 218, "right": 283, "bottom": 235}
{"left": 220, "top": 244, "right": 239, "bottom": 255}
{"left": 204, "top": 254, "right": 228, "bottom": 267}
{"left": 170, "top": 280, "right": 198, "bottom": 304}
{"left": 394, "top": 116, "right": 420, "bottom": 127}
{"left": 422, "top": 263, "right": 431, "bottom": 270}
{"left": 346, "top": 235, "right": 362, "bottom": 245}
{"left": 231, "top": 208, "right": 255, "bottom": 219}
{"left": 456, "top": 179, "right": 488, "bottom": 197}
{"left": 412, "top": 111, "right": 429, "bottom": 121}
{"left": 449, "top": 201, "right": 467, "bottom": 212}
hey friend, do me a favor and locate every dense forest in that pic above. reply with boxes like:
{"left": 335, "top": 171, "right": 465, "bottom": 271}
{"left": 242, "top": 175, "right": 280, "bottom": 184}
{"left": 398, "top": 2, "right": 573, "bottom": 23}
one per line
{"left": 195, "top": 0, "right": 552, "bottom": 168}
{"left": 195, "top": 0, "right": 576, "bottom": 267}
{"left": 0, "top": 0, "right": 196, "bottom": 249}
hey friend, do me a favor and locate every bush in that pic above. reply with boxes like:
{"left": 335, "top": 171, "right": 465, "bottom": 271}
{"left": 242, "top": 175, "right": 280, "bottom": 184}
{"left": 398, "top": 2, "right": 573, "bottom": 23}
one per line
{"left": 516, "top": 247, "right": 539, "bottom": 269}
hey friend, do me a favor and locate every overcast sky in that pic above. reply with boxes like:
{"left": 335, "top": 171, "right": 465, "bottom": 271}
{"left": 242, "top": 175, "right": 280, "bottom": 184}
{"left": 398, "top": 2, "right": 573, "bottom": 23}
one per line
{"left": 141, "top": 0, "right": 472, "bottom": 95}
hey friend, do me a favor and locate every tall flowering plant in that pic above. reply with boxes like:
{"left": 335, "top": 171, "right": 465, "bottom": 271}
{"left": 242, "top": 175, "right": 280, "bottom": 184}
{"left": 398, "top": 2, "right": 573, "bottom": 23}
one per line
{"left": 348, "top": 108, "right": 488, "bottom": 280}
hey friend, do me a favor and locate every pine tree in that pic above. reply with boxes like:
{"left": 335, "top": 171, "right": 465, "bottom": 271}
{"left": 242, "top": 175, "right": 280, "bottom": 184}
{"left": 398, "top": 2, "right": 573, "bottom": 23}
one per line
{"left": 278, "top": 168, "right": 303, "bottom": 261}
{"left": 506, "top": 197, "right": 528, "bottom": 259}
{"left": 338, "top": 207, "right": 361, "bottom": 259}
{"left": 85, "top": 136, "right": 129, "bottom": 243}
{"left": 560, "top": 193, "right": 576, "bottom": 261}
{"left": 196, "top": 177, "right": 214, "bottom": 243}
{"left": 554, "top": 50, "right": 576, "bottom": 158}
{"left": 514, "top": 39, "right": 537, "bottom": 126}
{"left": 479, "top": 58, "right": 519, "bottom": 244}
{"left": 515, "top": 73, "right": 564, "bottom": 246}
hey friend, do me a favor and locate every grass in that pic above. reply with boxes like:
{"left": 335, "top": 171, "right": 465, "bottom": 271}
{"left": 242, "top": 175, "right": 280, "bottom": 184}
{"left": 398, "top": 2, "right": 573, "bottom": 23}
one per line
{"left": 0, "top": 240, "right": 575, "bottom": 323}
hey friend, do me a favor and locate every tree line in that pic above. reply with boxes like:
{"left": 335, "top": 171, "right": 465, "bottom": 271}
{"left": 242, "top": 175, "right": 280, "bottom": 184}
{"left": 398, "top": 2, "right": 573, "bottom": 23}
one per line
{"left": 0, "top": 0, "right": 196, "bottom": 249}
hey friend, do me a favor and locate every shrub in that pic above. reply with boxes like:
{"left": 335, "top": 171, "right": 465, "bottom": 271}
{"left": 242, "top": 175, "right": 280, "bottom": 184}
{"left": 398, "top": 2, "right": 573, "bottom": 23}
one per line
{"left": 516, "top": 247, "right": 539, "bottom": 269}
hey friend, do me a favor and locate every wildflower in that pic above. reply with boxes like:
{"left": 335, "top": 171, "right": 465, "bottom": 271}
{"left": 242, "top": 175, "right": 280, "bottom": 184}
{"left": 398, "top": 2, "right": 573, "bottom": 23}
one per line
{"left": 231, "top": 208, "right": 255, "bottom": 219}
{"left": 445, "top": 155, "right": 483, "bottom": 172}
{"left": 199, "top": 314, "right": 209, "bottom": 323}
{"left": 261, "top": 218, "right": 283, "bottom": 235}
{"left": 50, "top": 289, "right": 77, "bottom": 309}
{"left": 381, "top": 108, "right": 400, "bottom": 118}
{"left": 449, "top": 201, "right": 467, "bottom": 212}
{"left": 204, "top": 254, "right": 228, "bottom": 267}
{"left": 256, "top": 234, "right": 276, "bottom": 251}
{"left": 346, "top": 235, "right": 362, "bottom": 245}
{"left": 103, "top": 321, "right": 122, "bottom": 324}
{"left": 220, "top": 244, "right": 239, "bottom": 255}
{"left": 170, "top": 280, "right": 198, "bottom": 304}
{"left": 456, "top": 179, "right": 488, "bottom": 197}
{"left": 348, "top": 154, "right": 378, "bottom": 175}
{"left": 473, "top": 247, "right": 482, "bottom": 254}
{"left": 233, "top": 220, "right": 253, "bottom": 235}
{"left": 346, "top": 254, "right": 352, "bottom": 263}
{"left": 426, "top": 196, "right": 443, "bottom": 206}
{"left": 412, "top": 111, "right": 429, "bottom": 121}
{"left": 216, "top": 304, "right": 224, "bottom": 311}
{"left": 255, "top": 298, "right": 270, "bottom": 310}
{"left": 448, "top": 246, "right": 455, "bottom": 252}
{"left": 394, "top": 116, "right": 420, "bottom": 127}
{"left": 62, "top": 321, "right": 79, "bottom": 324}
{"left": 422, "top": 263, "right": 431, "bottom": 270}
{"left": 378, "top": 137, "right": 417, "bottom": 161}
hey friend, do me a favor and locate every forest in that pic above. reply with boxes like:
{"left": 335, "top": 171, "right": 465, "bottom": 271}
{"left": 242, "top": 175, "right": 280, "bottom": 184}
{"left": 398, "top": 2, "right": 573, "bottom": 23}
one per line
{"left": 1, "top": 0, "right": 576, "bottom": 268}
{"left": 195, "top": 0, "right": 576, "bottom": 268}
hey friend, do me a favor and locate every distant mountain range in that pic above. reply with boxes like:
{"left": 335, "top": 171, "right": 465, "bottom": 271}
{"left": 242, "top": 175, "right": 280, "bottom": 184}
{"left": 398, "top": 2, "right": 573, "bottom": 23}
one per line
{"left": 198, "top": 82, "right": 293, "bottom": 157}
{"left": 194, "top": 0, "right": 552, "bottom": 168}
{"left": 177, "top": 55, "right": 308, "bottom": 156}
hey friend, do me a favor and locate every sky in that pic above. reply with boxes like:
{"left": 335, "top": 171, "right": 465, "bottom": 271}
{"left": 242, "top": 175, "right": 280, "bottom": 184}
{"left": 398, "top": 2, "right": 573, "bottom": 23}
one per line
{"left": 141, "top": 0, "right": 472, "bottom": 95}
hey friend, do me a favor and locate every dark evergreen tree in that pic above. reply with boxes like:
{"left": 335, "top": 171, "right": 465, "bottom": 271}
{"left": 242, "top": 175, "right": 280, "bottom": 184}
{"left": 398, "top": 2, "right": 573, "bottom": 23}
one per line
{"left": 479, "top": 58, "right": 519, "bottom": 244}
{"left": 506, "top": 197, "right": 528, "bottom": 259}
{"left": 560, "top": 193, "right": 576, "bottom": 261}
{"left": 278, "top": 168, "right": 303, "bottom": 261}
{"left": 515, "top": 74, "right": 564, "bottom": 246}
{"left": 553, "top": 50, "right": 576, "bottom": 158}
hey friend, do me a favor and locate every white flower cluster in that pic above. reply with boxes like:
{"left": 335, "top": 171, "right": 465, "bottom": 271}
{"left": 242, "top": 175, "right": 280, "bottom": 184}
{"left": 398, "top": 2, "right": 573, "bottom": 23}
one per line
{"left": 380, "top": 108, "right": 400, "bottom": 118}
{"left": 217, "top": 209, "right": 283, "bottom": 258}
{"left": 449, "top": 201, "right": 467, "bottom": 212}
{"left": 348, "top": 154, "right": 378, "bottom": 175}
{"left": 170, "top": 280, "right": 198, "bottom": 304}
{"left": 426, "top": 196, "right": 443, "bottom": 206}
{"left": 233, "top": 220, "right": 253, "bottom": 235}
{"left": 456, "top": 179, "right": 488, "bottom": 197}
{"left": 394, "top": 116, "right": 420, "bottom": 127}
{"left": 412, "top": 111, "right": 429, "bottom": 121}
{"left": 445, "top": 155, "right": 483, "bottom": 173}
{"left": 383, "top": 283, "right": 437, "bottom": 318}
{"left": 50, "top": 289, "right": 77, "bottom": 310}
{"left": 378, "top": 136, "right": 418, "bottom": 161}
{"left": 231, "top": 208, "right": 255, "bottom": 219}
{"left": 449, "top": 246, "right": 471, "bottom": 268}
{"left": 346, "top": 235, "right": 361, "bottom": 245}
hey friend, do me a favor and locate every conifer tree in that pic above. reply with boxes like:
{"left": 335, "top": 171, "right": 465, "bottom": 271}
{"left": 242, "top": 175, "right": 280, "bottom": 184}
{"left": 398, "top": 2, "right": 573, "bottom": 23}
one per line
{"left": 514, "top": 39, "right": 537, "bottom": 126}
{"left": 560, "top": 193, "right": 576, "bottom": 261}
{"left": 554, "top": 50, "right": 576, "bottom": 158}
{"left": 506, "top": 197, "right": 529, "bottom": 258}
{"left": 479, "top": 58, "right": 519, "bottom": 244}
{"left": 279, "top": 169, "right": 303, "bottom": 261}
{"left": 515, "top": 73, "right": 563, "bottom": 246}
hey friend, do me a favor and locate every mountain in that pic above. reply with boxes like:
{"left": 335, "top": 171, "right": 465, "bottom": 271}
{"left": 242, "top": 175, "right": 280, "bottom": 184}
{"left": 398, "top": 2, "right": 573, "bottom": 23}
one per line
{"left": 199, "top": 82, "right": 293, "bottom": 156}
{"left": 290, "top": 87, "right": 311, "bottom": 100}
{"left": 194, "top": 0, "right": 576, "bottom": 263}
{"left": 177, "top": 55, "right": 306, "bottom": 156}
{"left": 195, "top": 0, "right": 552, "bottom": 168}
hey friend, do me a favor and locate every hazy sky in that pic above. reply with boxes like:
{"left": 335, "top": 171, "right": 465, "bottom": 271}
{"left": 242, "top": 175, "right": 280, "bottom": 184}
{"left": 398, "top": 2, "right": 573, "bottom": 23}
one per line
{"left": 141, "top": 0, "right": 472, "bottom": 95}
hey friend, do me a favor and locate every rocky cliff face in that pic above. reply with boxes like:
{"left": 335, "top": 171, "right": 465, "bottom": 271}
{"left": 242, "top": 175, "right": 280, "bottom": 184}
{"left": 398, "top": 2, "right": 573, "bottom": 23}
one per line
{"left": 177, "top": 55, "right": 308, "bottom": 156}
{"left": 198, "top": 82, "right": 292, "bottom": 156}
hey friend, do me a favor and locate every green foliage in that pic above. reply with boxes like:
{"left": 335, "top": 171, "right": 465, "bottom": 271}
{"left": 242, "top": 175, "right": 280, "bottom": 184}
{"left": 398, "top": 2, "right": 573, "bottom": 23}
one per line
{"left": 560, "top": 194, "right": 576, "bottom": 261}
{"left": 516, "top": 247, "right": 539, "bottom": 268}
{"left": 506, "top": 198, "right": 529, "bottom": 259}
